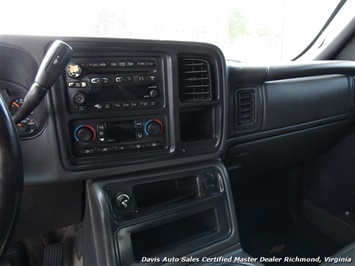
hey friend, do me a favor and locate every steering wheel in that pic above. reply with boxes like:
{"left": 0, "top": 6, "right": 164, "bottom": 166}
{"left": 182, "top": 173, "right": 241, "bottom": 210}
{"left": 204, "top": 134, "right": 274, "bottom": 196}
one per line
{"left": 0, "top": 95, "right": 23, "bottom": 259}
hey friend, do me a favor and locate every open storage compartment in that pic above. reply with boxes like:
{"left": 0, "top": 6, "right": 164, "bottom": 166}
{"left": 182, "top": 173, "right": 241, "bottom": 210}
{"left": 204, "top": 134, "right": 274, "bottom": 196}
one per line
{"left": 131, "top": 208, "right": 217, "bottom": 259}
{"left": 116, "top": 198, "right": 232, "bottom": 266}
{"left": 180, "top": 107, "right": 216, "bottom": 142}
{"left": 133, "top": 176, "right": 199, "bottom": 210}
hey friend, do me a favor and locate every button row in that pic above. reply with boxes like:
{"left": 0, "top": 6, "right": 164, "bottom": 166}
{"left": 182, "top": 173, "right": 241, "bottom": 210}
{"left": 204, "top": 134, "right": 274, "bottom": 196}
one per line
{"left": 93, "top": 101, "right": 157, "bottom": 110}
{"left": 87, "top": 61, "right": 155, "bottom": 69}
{"left": 68, "top": 81, "right": 87, "bottom": 88}
{"left": 79, "top": 141, "right": 161, "bottom": 155}
{"left": 69, "top": 76, "right": 157, "bottom": 86}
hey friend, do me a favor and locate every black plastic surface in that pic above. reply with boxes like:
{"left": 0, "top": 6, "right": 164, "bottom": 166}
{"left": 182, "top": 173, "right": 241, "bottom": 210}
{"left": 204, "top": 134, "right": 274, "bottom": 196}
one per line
{"left": 0, "top": 95, "right": 23, "bottom": 259}
{"left": 225, "top": 120, "right": 352, "bottom": 175}
{"left": 263, "top": 75, "right": 351, "bottom": 131}
{"left": 82, "top": 162, "right": 238, "bottom": 266}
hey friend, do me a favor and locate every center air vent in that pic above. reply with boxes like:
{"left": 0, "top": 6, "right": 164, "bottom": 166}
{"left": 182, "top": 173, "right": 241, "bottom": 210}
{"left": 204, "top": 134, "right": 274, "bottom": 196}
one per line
{"left": 178, "top": 57, "right": 212, "bottom": 102}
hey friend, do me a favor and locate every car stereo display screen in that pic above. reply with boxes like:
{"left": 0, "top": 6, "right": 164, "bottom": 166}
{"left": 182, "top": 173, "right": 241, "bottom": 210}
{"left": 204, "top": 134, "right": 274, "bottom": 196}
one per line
{"left": 106, "top": 121, "right": 136, "bottom": 143}
{"left": 89, "top": 84, "right": 150, "bottom": 102}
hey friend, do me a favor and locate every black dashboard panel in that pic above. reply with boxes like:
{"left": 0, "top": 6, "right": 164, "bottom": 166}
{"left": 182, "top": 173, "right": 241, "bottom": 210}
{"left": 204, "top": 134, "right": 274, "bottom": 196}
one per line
{"left": 0, "top": 35, "right": 227, "bottom": 184}
{"left": 225, "top": 60, "right": 355, "bottom": 174}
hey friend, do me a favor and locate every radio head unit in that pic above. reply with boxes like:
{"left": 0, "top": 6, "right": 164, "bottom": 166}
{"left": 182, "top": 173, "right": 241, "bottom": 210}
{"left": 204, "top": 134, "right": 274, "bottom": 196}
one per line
{"left": 65, "top": 57, "right": 164, "bottom": 113}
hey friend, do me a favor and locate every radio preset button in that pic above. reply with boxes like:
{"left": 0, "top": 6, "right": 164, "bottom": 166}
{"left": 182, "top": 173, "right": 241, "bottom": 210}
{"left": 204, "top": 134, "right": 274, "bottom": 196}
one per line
{"left": 131, "top": 102, "right": 138, "bottom": 107}
{"left": 110, "top": 62, "right": 118, "bottom": 67}
{"left": 150, "top": 101, "right": 157, "bottom": 107}
{"left": 90, "top": 77, "right": 109, "bottom": 84}
{"left": 138, "top": 75, "right": 157, "bottom": 82}
{"left": 115, "top": 76, "right": 133, "bottom": 83}
{"left": 137, "top": 61, "right": 155, "bottom": 67}
{"left": 118, "top": 61, "right": 127, "bottom": 67}
{"left": 89, "top": 62, "right": 108, "bottom": 68}
{"left": 127, "top": 62, "right": 135, "bottom": 67}
{"left": 122, "top": 102, "right": 130, "bottom": 108}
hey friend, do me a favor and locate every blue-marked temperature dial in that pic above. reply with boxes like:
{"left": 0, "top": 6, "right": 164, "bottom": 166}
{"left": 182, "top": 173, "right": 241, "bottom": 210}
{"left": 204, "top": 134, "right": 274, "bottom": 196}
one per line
{"left": 144, "top": 119, "right": 163, "bottom": 136}
{"left": 74, "top": 124, "right": 96, "bottom": 143}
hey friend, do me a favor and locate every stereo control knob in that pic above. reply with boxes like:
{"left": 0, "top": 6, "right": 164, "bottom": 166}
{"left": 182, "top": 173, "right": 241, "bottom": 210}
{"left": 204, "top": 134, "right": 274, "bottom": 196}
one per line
{"left": 116, "top": 193, "right": 131, "bottom": 209}
{"left": 149, "top": 89, "right": 158, "bottom": 98}
{"left": 74, "top": 124, "right": 96, "bottom": 143}
{"left": 67, "top": 63, "right": 82, "bottom": 78}
{"left": 72, "top": 92, "right": 87, "bottom": 106}
{"left": 144, "top": 119, "right": 163, "bottom": 136}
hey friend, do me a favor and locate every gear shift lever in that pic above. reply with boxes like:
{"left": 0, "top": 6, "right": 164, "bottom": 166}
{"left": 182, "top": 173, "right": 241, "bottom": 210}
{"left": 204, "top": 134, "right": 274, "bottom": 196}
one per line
{"left": 13, "top": 40, "right": 73, "bottom": 124}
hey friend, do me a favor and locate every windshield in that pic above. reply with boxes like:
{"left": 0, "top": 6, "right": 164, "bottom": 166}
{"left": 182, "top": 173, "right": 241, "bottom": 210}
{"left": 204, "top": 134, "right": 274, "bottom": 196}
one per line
{"left": 0, "top": 0, "right": 343, "bottom": 62}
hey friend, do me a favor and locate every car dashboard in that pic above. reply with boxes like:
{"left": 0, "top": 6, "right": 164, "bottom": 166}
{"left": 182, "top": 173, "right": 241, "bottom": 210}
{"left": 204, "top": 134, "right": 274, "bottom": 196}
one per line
{"left": 1, "top": 34, "right": 355, "bottom": 265}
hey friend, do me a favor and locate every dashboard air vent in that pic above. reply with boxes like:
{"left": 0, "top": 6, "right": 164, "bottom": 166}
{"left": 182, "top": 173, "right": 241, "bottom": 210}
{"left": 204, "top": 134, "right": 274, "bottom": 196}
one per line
{"left": 178, "top": 57, "right": 212, "bottom": 102}
{"left": 237, "top": 90, "right": 255, "bottom": 128}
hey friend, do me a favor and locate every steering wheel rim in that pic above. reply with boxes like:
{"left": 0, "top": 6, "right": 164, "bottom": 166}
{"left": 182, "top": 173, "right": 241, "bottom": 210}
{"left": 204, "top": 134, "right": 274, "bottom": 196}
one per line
{"left": 0, "top": 95, "right": 23, "bottom": 259}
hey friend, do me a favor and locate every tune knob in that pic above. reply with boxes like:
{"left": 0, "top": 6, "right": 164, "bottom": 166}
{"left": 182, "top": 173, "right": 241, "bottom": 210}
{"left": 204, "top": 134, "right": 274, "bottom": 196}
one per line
{"left": 72, "top": 92, "right": 87, "bottom": 106}
{"left": 144, "top": 119, "right": 163, "bottom": 136}
{"left": 74, "top": 124, "right": 96, "bottom": 143}
{"left": 67, "top": 63, "right": 82, "bottom": 78}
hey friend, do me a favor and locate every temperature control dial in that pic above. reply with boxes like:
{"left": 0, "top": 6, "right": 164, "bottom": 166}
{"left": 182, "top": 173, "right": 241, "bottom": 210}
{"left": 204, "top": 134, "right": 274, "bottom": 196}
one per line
{"left": 74, "top": 124, "right": 96, "bottom": 143}
{"left": 144, "top": 119, "right": 163, "bottom": 136}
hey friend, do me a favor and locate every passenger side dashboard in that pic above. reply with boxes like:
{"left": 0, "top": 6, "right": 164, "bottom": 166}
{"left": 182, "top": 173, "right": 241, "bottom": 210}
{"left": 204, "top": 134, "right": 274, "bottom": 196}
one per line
{"left": 225, "top": 60, "right": 355, "bottom": 175}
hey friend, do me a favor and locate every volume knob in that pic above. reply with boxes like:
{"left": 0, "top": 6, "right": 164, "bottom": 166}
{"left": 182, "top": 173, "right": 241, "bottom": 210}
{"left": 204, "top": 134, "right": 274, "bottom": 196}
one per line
{"left": 67, "top": 63, "right": 82, "bottom": 78}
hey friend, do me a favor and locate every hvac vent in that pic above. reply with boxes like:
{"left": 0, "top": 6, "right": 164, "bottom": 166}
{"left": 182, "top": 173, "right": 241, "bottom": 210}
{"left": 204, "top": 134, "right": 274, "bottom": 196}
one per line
{"left": 178, "top": 57, "right": 212, "bottom": 102}
{"left": 237, "top": 90, "right": 255, "bottom": 126}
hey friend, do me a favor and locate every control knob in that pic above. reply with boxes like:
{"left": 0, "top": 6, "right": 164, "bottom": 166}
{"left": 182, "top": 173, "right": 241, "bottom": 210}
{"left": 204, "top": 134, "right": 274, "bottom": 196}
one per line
{"left": 67, "top": 63, "right": 82, "bottom": 78}
{"left": 72, "top": 92, "right": 87, "bottom": 106}
{"left": 144, "top": 119, "right": 163, "bottom": 136}
{"left": 149, "top": 89, "right": 158, "bottom": 98}
{"left": 74, "top": 124, "right": 96, "bottom": 143}
{"left": 116, "top": 193, "right": 131, "bottom": 209}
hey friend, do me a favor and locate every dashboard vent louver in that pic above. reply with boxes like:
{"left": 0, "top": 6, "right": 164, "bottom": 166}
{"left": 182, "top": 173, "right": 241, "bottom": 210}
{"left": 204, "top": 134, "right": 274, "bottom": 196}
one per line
{"left": 178, "top": 57, "right": 212, "bottom": 102}
{"left": 237, "top": 90, "right": 255, "bottom": 127}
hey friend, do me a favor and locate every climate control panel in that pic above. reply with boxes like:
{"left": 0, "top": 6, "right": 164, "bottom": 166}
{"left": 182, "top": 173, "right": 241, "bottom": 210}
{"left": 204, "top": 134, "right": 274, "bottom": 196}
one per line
{"left": 71, "top": 116, "right": 167, "bottom": 157}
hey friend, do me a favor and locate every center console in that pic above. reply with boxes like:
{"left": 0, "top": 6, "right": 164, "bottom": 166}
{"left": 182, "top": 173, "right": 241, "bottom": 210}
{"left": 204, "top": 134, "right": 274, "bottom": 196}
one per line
{"left": 83, "top": 162, "right": 239, "bottom": 266}
{"left": 52, "top": 40, "right": 226, "bottom": 171}
{"left": 49, "top": 39, "right": 234, "bottom": 265}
